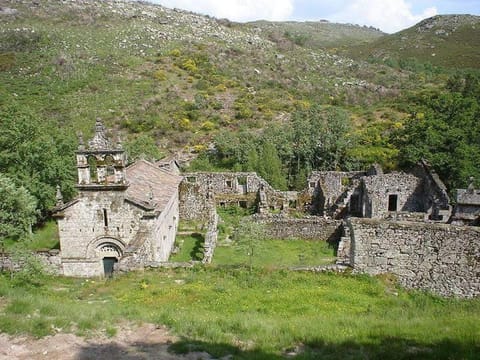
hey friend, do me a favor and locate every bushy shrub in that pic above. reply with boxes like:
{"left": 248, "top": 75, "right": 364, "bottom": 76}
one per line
{"left": 153, "top": 69, "right": 166, "bottom": 81}
{"left": 201, "top": 121, "right": 215, "bottom": 131}
{"left": 181, "top": 58, "right": 198, "bottom": 73}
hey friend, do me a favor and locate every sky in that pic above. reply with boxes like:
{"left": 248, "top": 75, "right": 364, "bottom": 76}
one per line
{"left": 146, "top": 0, "right": 480, "bottom": 33}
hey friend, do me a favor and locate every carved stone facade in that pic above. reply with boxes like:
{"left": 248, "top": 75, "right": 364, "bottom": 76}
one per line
{"left": 53, "top": 122, "right": 182, "bottom": 277}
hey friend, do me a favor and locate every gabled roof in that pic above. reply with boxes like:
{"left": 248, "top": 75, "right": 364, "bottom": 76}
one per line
{"left": 52, "top": 199, "right": 80, "bottom": 216}
{"left": 126, "top": 159, "right": 183, "bottom": 212}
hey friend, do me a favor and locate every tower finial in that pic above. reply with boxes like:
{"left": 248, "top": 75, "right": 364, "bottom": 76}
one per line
{"left": 116, "top": 134, "right": 123, "bottom": 149}
{"left": 88, "top": 118, "right": 110, "bottom": 150}
{"left": 56, "top": 185, "right": 64, "bottom": 206}
{"left": 467, "top": 176, "right": 475, "bottom": 194}
{"left": 78, "top": 131, "right": 85, "bottom": 150}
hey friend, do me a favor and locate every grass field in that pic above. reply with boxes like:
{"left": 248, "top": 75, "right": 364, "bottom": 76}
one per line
{"left": 1, "top": 215, "right": 478, "bottom": 358}
{"left": 0, "top": 268, "right": 479, "bottom": 359}
{"left": 171, "top": 207, "right": 337, "bottom": 268}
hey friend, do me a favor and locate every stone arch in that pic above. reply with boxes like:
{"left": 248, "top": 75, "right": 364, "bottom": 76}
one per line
{"left": 87, "top": 155, "right": 98, "bottom": 183}
{"left": 103, "top": 154, "right": 116, "bottom": 183}
{"left": 86, "top": 236, "right": 126, "bottom": 259}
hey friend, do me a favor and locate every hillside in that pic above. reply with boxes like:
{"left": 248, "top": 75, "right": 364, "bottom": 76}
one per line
{"left": 0, "top": 0, "right": 429, "bottom": 148}
{"left": 1, "top": 0, "right": 480, "bottom": 221}
{"left": 246, "top": 20, "right": 384, "bottom": 49}
{"left": 347, "top": 15, "right": 480, "bottom": 69}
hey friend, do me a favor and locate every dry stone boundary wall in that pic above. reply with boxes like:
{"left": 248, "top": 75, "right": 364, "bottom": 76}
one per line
{"left": 348, "top": 218, "right": 480, "bottom": 298}
{"left": 253, "top": 215, "right": 342, "bottom": 242}
{"left": 0, "top": 250, "right": 62, "bottom": 275}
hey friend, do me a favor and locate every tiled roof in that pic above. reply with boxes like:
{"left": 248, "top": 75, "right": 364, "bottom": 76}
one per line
{"left": 126, "top": 159, "right": 183, "bottom": 212}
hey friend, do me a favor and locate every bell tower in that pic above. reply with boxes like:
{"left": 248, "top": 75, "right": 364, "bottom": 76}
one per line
{"left": 76, "top": 119, "right": 128, "bottom": 190}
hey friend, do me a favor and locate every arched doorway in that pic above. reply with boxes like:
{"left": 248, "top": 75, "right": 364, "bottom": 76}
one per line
{"left": 102, "top": 257, "right": 117, "bottom": 277}
{"left": 96, "top": 242, "right": 122, "bottom": 277}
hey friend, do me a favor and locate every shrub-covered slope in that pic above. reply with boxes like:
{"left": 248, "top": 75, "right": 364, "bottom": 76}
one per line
{"left": 348, "top": 15, "right": 480, "bottom": 69}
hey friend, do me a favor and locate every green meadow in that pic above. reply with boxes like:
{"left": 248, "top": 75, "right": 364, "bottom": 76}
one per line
{"left": 0, "top": 267, "right": 479, "bottom": 359}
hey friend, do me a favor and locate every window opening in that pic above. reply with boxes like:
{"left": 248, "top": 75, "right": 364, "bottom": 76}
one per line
{"left": 104, "top": 155, "right": 115, "bottom": 178}
{"left": 87, "top": 156, "right": 97, "bottom": 183}
{"left": 237, "top": 176, "right": 247, "bottom": 185}
{"left": 103, "top": 208, "right": 108, "bottom": 227}
{"left": 350, "top": 194, "right": 361, "bottom": 217}
{"left": 388, "top": 194, "right": 398, "bottom": 212}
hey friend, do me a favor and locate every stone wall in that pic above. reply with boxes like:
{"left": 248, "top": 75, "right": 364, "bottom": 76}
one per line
{"left": 180, "top": 172, "right": 299, "bottom": 221}
{"left": 253, "top": 215, "right": 342, "bottom": 242}
{"left": 0, "top": 250, "right": 62, "bottom": 275}
{"left": 362, "top": 172, "right": 425, "bottom": 218}
{"left": 56, "top": 187, "right": 179, "bottom": 277}
{"left": 150, "top": 191, "right": 180, "bottom": 262}
{"left": 56, "top": 190, "right": 147, "bottom": 276}
{"left": 348, "top": 218, "right": 480, "bottom": 298}
{"left": 307, "top": 171, "right": 365, "bottom": 215}
{"left": 202, "top": 209, "right": 219, "bottom": 264}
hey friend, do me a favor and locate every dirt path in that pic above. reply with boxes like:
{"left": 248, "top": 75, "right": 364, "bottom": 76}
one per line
{"left": 0, "top": 324, "right": 217, "bottom": 360}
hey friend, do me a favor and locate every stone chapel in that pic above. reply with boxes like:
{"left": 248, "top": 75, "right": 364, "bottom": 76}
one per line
{"left": 53, "top": 120, "right": 182, "bottom": 277}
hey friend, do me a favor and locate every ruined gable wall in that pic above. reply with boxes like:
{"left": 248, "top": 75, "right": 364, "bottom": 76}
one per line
{"left": 179, "top": 177, "right": 215, "bottom": 221}
{"left": 362, "top": 173, "right": 424, "bottom": 218}
{"left": 349, "top": 218, "right": 480, "bottom": 298}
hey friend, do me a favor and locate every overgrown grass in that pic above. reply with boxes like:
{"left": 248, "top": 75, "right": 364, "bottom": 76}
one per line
{"left": 213, "top": 239, "right": 335, "bottom": 268}
{"left": 27, "top": 221, "right": 60, "bottom": 250}
{"left": 2, "top": 220, "right": 59, "bottom": 251}
{"left": 213, "top": 205, "right": 336, "bottom": 268}
{"left": 0, "top": 269, "right": 478, "bottom": 359}
{"left": 170, "top": 233, "right": 205, "bottom": 262}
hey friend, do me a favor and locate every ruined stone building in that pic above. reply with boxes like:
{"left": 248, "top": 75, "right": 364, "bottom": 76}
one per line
{"left": 53, "top": 120, "right": 182, "bottom": 277}
{"left": 306, "top": 161, "right": 451, "bottom": 222}
{"left": 179, "top": 172, "right": 298, "bottom": 221}
{"left": 452, "top": 178, "right": 480, "bottom": 226}
{"left": 48, "top": 120, "right": 479, "bottom": 297}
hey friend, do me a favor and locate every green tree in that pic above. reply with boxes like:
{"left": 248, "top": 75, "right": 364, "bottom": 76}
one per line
{"left": 124, "top": 134, "right": 163, "bottom": 164}
{"left": 258, "top": 142, "right": 287, "bottom": 190}
{"left": 0, "top": 173, "right": 37, "bottom": 241}
{"left": 234, "top": 219, "right": 266, "bottom": 272}
{"left": 0, "top": 103, "right": 76, "bottom": 219}
{"left": 394, "top": 90, "right": 480, "bottom": 189}
{"left": 289, "top": 105, "right": 353, "bottom": 183}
